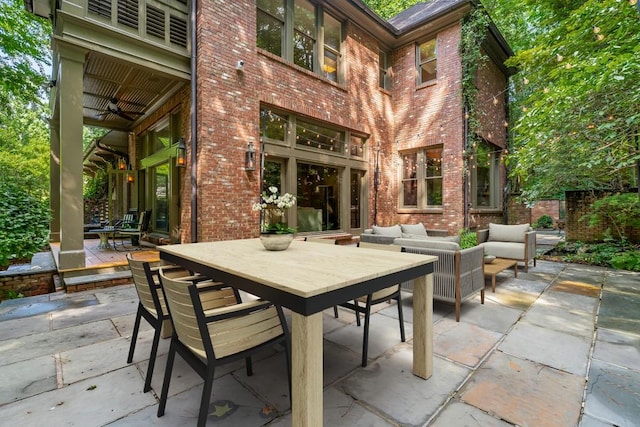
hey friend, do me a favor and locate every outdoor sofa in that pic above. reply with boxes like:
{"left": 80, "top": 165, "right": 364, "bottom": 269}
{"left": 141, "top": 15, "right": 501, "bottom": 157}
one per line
{"left": 360, "top": 224, "right": 485, "bottom": 321}
{"left": 360, "top": 223, "right": 452, "bottom": 245}
{"left": 477, "top": 223, "right": 536, "bottom": 272}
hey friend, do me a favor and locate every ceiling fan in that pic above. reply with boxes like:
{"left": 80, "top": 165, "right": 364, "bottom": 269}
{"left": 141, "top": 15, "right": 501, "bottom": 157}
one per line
{"left": 96, "top": 98, "right": 144, "bottom": 122}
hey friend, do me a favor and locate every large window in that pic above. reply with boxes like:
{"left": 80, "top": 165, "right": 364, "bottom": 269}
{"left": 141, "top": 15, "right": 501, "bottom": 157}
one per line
{"left": 256, "top": 0, "right": 285, "bottom": 56}
{"left": 417, "top": 38, "right": 437, "bottom": 84}
{"left": 260, "top": 107, "right": 368, "bottom": 233}
{"left": 471, "top": 140, "right": 500, "bottom": 208}
{"left": 257, "top": 0, "right": 342, "bottom": 82}
{"left": 399, "top": 147, "right": 443, "bottom": 209}
{"left": 297, "top": 163, "right": 340, "bottom": 232}
{"left": 153, "top": 162, "right": 170, "bottom": 232}
{"left": 296, "top": 120, "right": 344, "bottom": 153}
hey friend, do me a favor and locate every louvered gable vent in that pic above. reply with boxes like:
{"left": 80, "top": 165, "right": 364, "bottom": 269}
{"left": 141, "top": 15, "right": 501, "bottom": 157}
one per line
{"left": 169, "top": 15, "right": 187, "bottom": 47}
{"left": 117, "top": 0, "right": 139, "bottom": 30}
{"left": 88, "top": 0, "right": 112, "bottom": 19}
{"left": 146, "top": 5, "right": 165, "bottom": 39}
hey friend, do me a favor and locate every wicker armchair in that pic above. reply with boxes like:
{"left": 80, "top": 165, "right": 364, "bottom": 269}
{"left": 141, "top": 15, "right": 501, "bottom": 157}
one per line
{"left": 395, "top": 239, "right": 485, "bottom": 322}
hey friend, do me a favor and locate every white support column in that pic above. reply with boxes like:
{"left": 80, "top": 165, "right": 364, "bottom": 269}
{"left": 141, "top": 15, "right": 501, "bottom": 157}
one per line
{"left": 49, "top": 119, "right": 61, "bottom": 242}
{"left": 57, "top": 46, "right": 87, "bottom": 269}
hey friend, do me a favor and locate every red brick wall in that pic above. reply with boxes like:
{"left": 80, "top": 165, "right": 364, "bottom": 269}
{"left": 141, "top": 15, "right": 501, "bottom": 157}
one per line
{"left": 392, "top": 25, "right": 465, "bottom": 233}
{"left": 0, "top": 272, "right": 55, "bottom": 301}
{"left": 566, "top": 190, "right": 640, "bottom": 242}
{"left": 532, "top": 200, "right": 560, "bottom": 224}
{"left": 468, "top": 50, "right": 509, "bottom": 230}
{"left": 188, "top": 2, "right": 510, "bottom": 240}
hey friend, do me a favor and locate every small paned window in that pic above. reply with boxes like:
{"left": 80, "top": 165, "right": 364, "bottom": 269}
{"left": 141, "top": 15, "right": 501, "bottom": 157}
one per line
{"left": 418, "top": 39, "right": 437, "bottom": 84}
{"left": 257, "top": 0, "right": 285, "bottom": 56}
{"left": 379, "top": 49, "right": 389, "bottom": 89}
{"left": 399, "top": 147, "right": 443, "bottom": 208}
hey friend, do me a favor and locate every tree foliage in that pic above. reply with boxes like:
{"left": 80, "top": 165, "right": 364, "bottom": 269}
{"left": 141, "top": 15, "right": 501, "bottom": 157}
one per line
{"left": 0, "top": 0, "right": 51, "bottom": 112}
{"left": 361, "top": 0, "right": 423, "bottom": 20}
{"left": 490, "top": 0, "right": 640, "bottom": 201}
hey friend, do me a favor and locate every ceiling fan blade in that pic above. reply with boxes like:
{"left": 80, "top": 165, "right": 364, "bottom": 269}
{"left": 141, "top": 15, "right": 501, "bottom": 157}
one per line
{"left": 118, "top": 111, "right": 137, "bottom": 121}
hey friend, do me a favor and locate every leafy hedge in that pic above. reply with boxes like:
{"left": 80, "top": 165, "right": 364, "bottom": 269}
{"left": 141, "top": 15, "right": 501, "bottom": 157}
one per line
{"left": 0, "top": 179, "right": 50, "bottom": 267}
{"left": 549, "top": 241, "right": 640, "bottom": 272}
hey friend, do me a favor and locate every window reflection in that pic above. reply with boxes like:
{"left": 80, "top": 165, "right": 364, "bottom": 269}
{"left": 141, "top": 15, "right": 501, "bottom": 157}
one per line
{"left": 153, "top": 163, "right": 169, "bottom": 232}
{"left": 296, "top": 163, "right": 340, "bottom": 232}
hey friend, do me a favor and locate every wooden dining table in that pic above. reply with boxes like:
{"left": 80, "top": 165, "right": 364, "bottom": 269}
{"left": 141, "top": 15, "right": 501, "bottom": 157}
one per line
{"left": 159, "top": 238, "right": 437, "bottom": 427}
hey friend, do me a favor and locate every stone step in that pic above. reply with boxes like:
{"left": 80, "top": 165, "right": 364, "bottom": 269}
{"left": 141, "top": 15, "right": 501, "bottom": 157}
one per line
{"left": 63, "top": 270, "right": 132, "bottom": 293}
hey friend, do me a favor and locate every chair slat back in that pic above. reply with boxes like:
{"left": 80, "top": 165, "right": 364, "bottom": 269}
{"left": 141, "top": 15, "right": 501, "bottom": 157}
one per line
{"left": 159, "top": 270, "right": 207, "bottom": 357}
{"left": 127, "top": 254, "right": 164, "bottom": 317}
{"left": 210, "top": 306, "right": 283, "bottom": 358}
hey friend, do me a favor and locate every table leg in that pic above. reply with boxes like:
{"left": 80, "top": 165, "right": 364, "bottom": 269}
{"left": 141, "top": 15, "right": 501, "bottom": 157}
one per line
{"left": 492, "top": 274, "right": 497, "bottom": 293}
{"left": 97, "top": 233, "right": 110, "bottom": 249}
{"left": 412, "top": 273, "right": 433, "bottom": 379}
{"left": 514, "top": 264, "right": 518, "bottom": 278}
{"left": 291, "top": 312, "right": 323, "bottom": 427}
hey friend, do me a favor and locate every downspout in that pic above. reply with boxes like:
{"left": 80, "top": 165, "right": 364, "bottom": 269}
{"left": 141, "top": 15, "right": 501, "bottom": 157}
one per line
{"left": 463, "top": 104, "right": 469, "bottom": 229}
{"left": 190, "top": 0, "right": 198, "bottom": 242}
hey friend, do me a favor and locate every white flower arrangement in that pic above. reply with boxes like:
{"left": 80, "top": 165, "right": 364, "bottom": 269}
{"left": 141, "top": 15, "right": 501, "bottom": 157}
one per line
{"left": 252, "top": 187, "right": 297, "bottom": 233}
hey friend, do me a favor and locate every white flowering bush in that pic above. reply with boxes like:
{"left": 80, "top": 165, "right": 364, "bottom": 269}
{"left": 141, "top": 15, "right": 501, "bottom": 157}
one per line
{"left": 252, "top": 187, "right": 297, "bottom": 233}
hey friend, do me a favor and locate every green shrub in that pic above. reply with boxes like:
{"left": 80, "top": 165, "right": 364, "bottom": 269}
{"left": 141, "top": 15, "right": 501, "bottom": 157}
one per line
{"left": 580, "top": 193, "right": 640, "bottom": 242}
{"left": 0, "top": 180, "right": 50, "bottom": 267}
{"left": 535, "top": 214, "right": 554, "bottom": 229}
{"left": 458, "top": 229, "right": 477, "bottom": 249}
{"left": 550, "top": 241, "right": 640, "bottom": 272}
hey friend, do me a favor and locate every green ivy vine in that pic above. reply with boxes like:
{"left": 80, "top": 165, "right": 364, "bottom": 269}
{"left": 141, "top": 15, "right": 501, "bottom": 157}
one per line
{"left": 459, "top": 4, "right": 491, "bottom": 171}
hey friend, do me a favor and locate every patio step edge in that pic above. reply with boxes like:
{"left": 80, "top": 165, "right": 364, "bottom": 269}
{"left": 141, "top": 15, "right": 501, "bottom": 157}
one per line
{"left": 63, "top": 270, "right": 132, "bottom": 293}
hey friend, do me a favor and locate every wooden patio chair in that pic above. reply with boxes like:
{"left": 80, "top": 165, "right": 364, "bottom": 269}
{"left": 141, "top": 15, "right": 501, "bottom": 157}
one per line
{"left": 126, "top": 254, "right": 194, "bottom": 392}
{"left": 115, "top": 210, "right": 151, "bottom": 249}
{"left": 340, "top": 242, "right": 406, "bottom": 367}
{"left": 157, "top": 269, "right": 292, "bottom": 427}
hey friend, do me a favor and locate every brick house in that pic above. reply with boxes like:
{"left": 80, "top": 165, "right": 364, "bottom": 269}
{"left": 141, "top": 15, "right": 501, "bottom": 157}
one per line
{"left": 26, "top": 0, "right": 512, "bottom": 269}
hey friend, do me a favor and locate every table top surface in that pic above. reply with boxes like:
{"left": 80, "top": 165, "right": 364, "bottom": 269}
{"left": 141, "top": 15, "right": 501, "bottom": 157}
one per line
{"left": 159, "top": 239, "right": 437, "bottom": 299}
{"left": 483, "top": 257, "right": 518, "bottom": 275}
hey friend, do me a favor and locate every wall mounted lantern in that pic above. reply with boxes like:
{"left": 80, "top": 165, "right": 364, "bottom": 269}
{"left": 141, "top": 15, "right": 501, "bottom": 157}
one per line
{"left": 175, "top": 138, "right": 187, "bottom": 168}
{"left": 245, "top": 141, "right": 255, "bottom": 171}
{"left": 127, "top": 165, "right": 135, "bottom": 183}
{"left": 117, "top": 156, "right": 127, "bottom": 170}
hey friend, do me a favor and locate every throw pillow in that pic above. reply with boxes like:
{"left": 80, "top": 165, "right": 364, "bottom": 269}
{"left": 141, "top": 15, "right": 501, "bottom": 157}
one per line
{"left": 372, "top": 224, "right": 402, "bottom": 237}
{"left": 488, "top": 223, "right": 530, "bottom": 243}
{"left": 400, "top": 223, "right": 428, "bottom": 236}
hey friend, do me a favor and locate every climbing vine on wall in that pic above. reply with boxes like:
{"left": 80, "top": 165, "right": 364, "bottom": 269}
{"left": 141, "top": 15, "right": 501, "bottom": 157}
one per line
{"left": 459, "top": 4, "right": 491, "bottom": 173}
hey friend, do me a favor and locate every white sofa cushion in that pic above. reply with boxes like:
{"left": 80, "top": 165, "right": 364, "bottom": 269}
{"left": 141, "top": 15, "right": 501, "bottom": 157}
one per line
{"left": 488, "top": 223, "right": 530, "bottom": 243}
{"left": 400, "top": 223, "right": 428, "bottom": 236}
{"left": 372, "top": 224, "right": 402, "bottom": 237}
{"left": 481, "top": 241, "right": 525, "bottom": 260}
{"left": 394, "top": 237, "right": 461, "bottom": 251}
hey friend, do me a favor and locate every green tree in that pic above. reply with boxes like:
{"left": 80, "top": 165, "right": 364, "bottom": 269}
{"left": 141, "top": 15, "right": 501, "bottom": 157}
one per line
{"left": 361, "top": 0, "right": 422, "bottom": 19}
{"left": 493, "top": 0, "right": 640, "bottom": 201}
{"left": 0, "top": 0, "right": 51, "bottom": 112}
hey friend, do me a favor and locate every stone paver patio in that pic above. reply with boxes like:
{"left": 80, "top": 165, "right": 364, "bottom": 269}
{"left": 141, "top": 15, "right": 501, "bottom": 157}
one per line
{"left": 0, "top": 258, "right": 638, "bottom": 426}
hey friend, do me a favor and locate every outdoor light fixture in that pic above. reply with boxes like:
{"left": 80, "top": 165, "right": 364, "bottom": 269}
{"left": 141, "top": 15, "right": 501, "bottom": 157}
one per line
{"left": 127, "top": 165, "right": 135, "bottom": 183}
{"left": 245, "top": 141, "right": 255, "bottom": 171}
{"left": 117, "top": 157, "right": 127, "bottom": 170}
{"left": 175, "top": 138, "right": 187, "bottom": 168}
